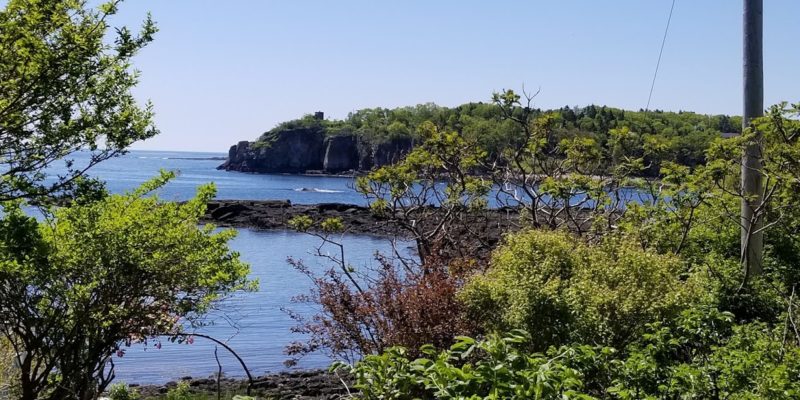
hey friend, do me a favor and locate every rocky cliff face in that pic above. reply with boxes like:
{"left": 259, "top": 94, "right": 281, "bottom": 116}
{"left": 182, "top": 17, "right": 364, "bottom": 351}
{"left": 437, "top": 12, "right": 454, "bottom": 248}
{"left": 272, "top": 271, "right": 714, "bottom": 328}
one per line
{"left": 373, "top": 136, "right": 414, "bottom": 167}
{"left": 218, "top": 128, "right": 325, "bottom": 173}
{"left": 323, "top": 135, "right": 359, "bottom": 172}
{"left": 219, "top": 130, "right": 414, "bottom": 174}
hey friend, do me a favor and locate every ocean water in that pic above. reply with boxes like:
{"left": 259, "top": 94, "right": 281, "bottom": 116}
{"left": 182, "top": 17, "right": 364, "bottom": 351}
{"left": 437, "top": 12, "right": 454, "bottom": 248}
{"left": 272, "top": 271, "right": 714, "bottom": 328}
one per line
{"left": 43, "top": 150, "right": 403, "bottom": 383}
{"left": 113, "top": 229, "right": 406, "bottom": 384}
{"left": 71, "top": 150, "right": 366, "bottom": 204}
{"left": 66, "top": 150, "right": 650, "bottom": 208}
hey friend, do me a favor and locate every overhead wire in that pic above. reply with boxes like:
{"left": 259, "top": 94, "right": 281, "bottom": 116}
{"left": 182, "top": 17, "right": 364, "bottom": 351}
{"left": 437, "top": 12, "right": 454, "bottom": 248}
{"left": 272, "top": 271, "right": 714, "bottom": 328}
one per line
{"left": 645, "top": 0, "right": 677, "bottom": 112}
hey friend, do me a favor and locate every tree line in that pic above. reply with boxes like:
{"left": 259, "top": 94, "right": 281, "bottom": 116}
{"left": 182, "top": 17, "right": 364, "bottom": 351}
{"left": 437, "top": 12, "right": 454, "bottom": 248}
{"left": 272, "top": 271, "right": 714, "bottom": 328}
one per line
{"left": 258, "top": 99, "right": 741, "bottom": 177}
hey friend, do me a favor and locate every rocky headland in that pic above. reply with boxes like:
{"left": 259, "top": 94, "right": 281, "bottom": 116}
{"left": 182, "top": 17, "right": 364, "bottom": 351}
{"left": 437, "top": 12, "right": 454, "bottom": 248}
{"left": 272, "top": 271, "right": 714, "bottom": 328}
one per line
{"left": 218, "top": 125, "right": 414, "bottom": 174}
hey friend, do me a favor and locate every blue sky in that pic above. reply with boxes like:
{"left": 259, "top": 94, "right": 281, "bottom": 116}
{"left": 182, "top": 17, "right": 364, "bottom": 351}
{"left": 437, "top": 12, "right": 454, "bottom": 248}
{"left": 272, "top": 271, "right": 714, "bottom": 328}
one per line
{"left": 109, "top": 1, "right": 800, "bottom": 152}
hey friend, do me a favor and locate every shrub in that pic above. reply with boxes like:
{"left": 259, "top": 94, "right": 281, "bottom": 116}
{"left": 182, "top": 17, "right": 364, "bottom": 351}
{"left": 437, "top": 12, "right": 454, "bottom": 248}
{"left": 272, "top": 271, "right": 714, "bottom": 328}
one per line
{"left": 343, "top": 309, "right": 800, "bottom": 399}
{"left": 108, "top": 383, "right": 139, "bottom": 400}
{"left": 702, "top": 254, "right": 785, "bottom": 323}
{"left": 566, "top": 235, "right": 701, "bottom": 347}
{"left": 337, "top": 330, "right": 611, "bottom": 400}
{"left": 611, "top": 308, "right": 800, "bottom": 399}
{"left": 460, "top": 229, "right": 701, "bottom": 349}
{"left": 459, "top": 230, "right": 577, "bottom": 349}
{"left": 165, "top": 381, "right": 192, "bottom": 400}
{"left": 287, "top": 253, "right": 479, "bottom": 363}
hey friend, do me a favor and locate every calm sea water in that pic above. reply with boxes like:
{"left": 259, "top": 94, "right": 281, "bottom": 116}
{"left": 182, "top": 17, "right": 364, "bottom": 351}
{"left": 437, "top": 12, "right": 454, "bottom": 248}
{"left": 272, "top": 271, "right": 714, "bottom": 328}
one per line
{"left": 113, "top": 229, "right": 405, "bottom": 384}
{"left": 72, "top": 150, "right": 366, "bottom": 204}
{"left": 49, "top": 150, "right": 402, "bottom": 384}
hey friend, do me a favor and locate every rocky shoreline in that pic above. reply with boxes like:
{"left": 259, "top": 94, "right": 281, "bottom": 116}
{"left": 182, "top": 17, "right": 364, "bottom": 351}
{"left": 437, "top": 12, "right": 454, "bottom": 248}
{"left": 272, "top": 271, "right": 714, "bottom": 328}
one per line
{"left": 130, "top": 369, "right": 352, "bottom": 399}
{"left": 202, "top": 200, "right": 404, "bottom": 237}
{"left": 201, "top": 199, "right": 521, "bottom": 249}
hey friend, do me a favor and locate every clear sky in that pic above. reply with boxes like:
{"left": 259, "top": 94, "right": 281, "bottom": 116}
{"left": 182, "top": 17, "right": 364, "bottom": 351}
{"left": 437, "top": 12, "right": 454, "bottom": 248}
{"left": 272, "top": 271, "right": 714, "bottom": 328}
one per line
{"left": 108, "top": 1, "right": 800, "bottom": 152}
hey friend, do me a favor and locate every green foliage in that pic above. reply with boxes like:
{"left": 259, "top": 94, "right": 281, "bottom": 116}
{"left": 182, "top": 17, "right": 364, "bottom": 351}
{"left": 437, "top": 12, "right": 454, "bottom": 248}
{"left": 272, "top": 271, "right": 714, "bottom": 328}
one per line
{"left": 610, "top": 308, "right": 800, "bottom": 399}
{"left": 276, "top": 96, "right": 800, "bottom": 398}
{"left": 355, "top": 122, "right": 490, "bottom": 259}
{"left": 460, "top": 230, "right": 701, "bottom": 350}
{"left": 347, "top": 309, "right": 800, "bottom": 399}
{"left": 251, "top": 96, "right": 735, "bottom": 176}
{"left": 165, "top": 381, "right": 192, "bottom": 400}
{"left": 0, "top": 0, "right": 158, "bottom": 202}
{"left": 289, "top": 98, "right": 800, "bottom": 399}
{"left": 253, "top": 114, "right": 327, "bottom": 150}
{"left": 109, "top": 382, "right": 140, "bottom": 400}
{"left": 615, "top": 101, "right": 800, "bottom": 321}
{"left": 287, "top": 215, "right": 343, "bottom": 233}
{"left": 287, "top": 214, "right": 313, "bottom": 231}
{"left": 345, "top": 103, "right": 446, "bottom": 143}
{"left": 321, "top": 217, "right": 345, "bottom": 233}
{"left": 0, "top": 172, "right": 253, "bottom": 399}
{"left": 701, "top": 255, "right": 785, "bottom": 323}
{"left": 338, "top": 331, "right": 608, "bottom": 400}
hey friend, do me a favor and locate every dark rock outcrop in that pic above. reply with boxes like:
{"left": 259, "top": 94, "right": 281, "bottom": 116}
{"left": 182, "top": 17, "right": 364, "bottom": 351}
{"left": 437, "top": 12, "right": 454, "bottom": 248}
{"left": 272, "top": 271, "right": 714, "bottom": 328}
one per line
{"left": 218, "top": 128, "right": 325, "bottom": 173}
{"left": 356, "top": 137, "right": 375, "bottom": 170}
{"left": 219, "top": 128, "right": 415, "bottom": 174}
{"left": 200, "top": 199, "right": 520, "bottom": 260}
{"left": 219, "top": 141, "right": 252, "bottom": 171}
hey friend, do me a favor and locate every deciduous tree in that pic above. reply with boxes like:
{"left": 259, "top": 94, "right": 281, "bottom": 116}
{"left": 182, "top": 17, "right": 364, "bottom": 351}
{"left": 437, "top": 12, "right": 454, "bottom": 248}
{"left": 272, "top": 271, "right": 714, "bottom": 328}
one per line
{"left": 0, "top": 0, "right": 157, "bottom": 202}
{"left": 0, "top": 173, "right": 253, "bottom": 400}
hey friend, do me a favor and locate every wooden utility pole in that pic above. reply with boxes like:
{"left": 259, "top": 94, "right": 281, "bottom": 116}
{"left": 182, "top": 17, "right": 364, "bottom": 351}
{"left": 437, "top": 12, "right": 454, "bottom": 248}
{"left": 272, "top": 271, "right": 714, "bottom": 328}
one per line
{"left": 741, "top": 0, "right": 764, "bottom": 276}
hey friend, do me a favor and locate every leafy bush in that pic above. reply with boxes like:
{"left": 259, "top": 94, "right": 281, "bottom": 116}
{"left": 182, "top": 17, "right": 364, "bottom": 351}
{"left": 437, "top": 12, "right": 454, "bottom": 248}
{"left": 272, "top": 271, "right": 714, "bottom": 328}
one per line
{"left": 460, "top": 229, "right": 701, "bottom": 349}
{"left": 165, "top": 381, "right": 192, "bottom": 400}
{"left": 459, "top": 230, "right": 577, "bottom": 349}
{"left": 344, "top": 308, "right": 800, "bottom": 399}
{"left": 701, "top": 254, "right": 785, "bottom": 323}
{"left": 287, "top": 251, "right": 478, "bottom": 363}
{"left": 611, "top": 308, "right": 800, "bottom": 399}
{"left": 108, "top": 382, "right": 139, "bottom": 400}
{"left": 336, "top": 330, "right": 611, "bottom": 400}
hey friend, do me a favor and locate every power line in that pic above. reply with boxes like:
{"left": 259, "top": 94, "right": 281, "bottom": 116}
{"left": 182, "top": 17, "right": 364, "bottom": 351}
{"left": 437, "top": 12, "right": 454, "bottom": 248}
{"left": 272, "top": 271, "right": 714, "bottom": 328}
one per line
{"left": 645, "top": 0, "right": 676, "bottom": 112}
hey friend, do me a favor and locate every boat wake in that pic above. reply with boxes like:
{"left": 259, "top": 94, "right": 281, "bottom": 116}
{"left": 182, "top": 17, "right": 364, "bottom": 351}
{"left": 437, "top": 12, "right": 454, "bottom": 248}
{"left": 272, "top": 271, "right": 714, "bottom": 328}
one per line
{"left": 293, "top": 187, "right": 344, "bottom": 193}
